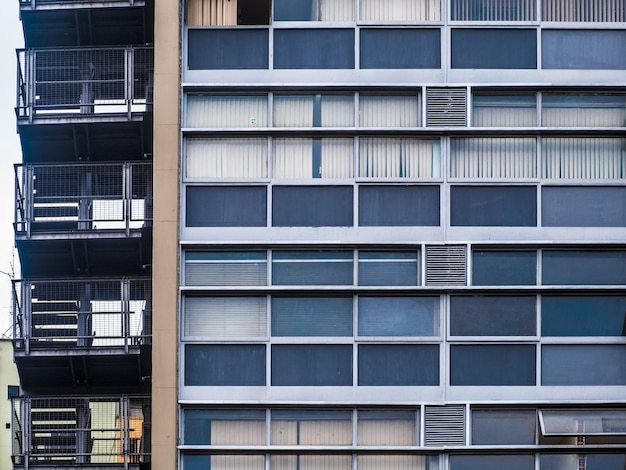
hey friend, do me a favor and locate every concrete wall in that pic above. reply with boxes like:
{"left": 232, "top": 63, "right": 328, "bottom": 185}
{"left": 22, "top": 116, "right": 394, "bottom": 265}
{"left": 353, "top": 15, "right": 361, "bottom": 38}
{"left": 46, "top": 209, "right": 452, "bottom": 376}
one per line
{"left": 0, "top": 339, "right": 19, "bottom": 470}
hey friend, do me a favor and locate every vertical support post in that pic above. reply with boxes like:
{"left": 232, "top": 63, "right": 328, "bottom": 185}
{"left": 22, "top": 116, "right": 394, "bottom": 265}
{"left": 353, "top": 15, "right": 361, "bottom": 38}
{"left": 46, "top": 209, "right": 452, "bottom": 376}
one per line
{"left": 77, "top": 283, "right": 93, "bottom": 347}
{"left": 23, "top": 398, "right": 31, "bottom": 470}
{"left": 76, "top": 399, "right": 91, "bottom": 464}
{"left": 24, "top": 165, "right": 34, "bottom": 239}
{"left": 27, "top": 50, "right": 35, "bottom": 124}
{"left": 23, "top": 281, "right": 31, "bottom": 354}
{"left": 78, "top": 169, "right": 93, "bottom": 231}
{"left": 121, "top": 397, "right": 130, "bottom": 470}
{"left": 122, "top": 278, "right": 130, "bottom": 353}
{"left": 126, "top": 47, "right": 133, "bottom": 120}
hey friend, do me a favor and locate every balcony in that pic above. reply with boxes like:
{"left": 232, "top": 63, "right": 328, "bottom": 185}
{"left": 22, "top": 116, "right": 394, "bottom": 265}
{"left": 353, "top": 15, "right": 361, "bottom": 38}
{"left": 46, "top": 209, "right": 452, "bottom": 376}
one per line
{"left": 16, "top": 47, "right": 153, "bottom": 162}
{"left": 15, "top": 162, "right": 152, "bottom": 277}
{"left": 13, "top": 278, "right": 151, "bottom": 392}
{"left": 12, "top": 395, "right": 150, "bottom": 470}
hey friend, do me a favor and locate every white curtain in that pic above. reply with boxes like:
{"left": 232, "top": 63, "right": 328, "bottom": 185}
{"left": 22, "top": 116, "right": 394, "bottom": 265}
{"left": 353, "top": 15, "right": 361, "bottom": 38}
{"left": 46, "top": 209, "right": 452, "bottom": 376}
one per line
{"left": 186, "top": 138, "right": 268, "bottom": 178}
{"left": 271, "top": 455, "right": 352, "bottom": 470}
{"left": 186, "top": 0, "right": 237, "bottom": 26}
{"left": 320, "top": 0, "right": 354, "bottom": 21}
{"left": 360, "top": 95, "right": 419, "bottom": 127}
{"left": 184, "top": 297, "right": 267, "bottom": 337}
{"left": 274, "top": 95, "right": 353, "bottom": 127}
{"left": 543, "top": 0, "right": 625, "bottom": 21}
{"left": 271, "top": 419, "right": 352, "bottom": 445}
{"left": 208, "top": 456, "right": 264, "bottom": 470}
{"left": 321, "top": 96, "right": 354, "bottom": 126}
{"left": 472, "top": 96, "right": 537, "bottom": 127}
{"left": 359, "top": 138, "right": 440, "bottom": 178}
{"left": 451, "top": 0, "right": 534, "bottom": 20}
{"left": 186, "top": 95, "right": 267, "bottom": 128}
{"left": 542, "top": 138, "right": 626, "bottom": 179}
{"left": 360, "top": 0, "right": 441, "bottom": 21}
{"left": 272, "top": 138, "right": 354, "bottom": 178}
{"left": 542, "top": 95, "right": 626, "bottom": 127}
{"left": 358, "top": 456, "right": 433, "bottom": 470}
{"left": 450, "top": 138, "right": 536, "bottom": 178}
{"left": 211, "top": 420, "right": 265, "bottom": 445}
{"left": 358, "top": 419, "right": 416, "bottom": 445}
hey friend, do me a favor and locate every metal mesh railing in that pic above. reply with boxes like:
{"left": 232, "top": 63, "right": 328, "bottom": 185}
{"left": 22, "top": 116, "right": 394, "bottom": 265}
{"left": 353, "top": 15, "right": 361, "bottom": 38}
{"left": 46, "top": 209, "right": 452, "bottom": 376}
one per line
{"left": 15, "top": 162, "right": 152, "bottom": 236}
{"left": 12, "top": 396, "right": 151, "bottom": 465}
{"left": 20, "top": 0, "right": 142, "bottom": 6}
{"left": 13, "top": 278, "right": 151, "bottom": 352}
{"left": 16, "top": 46, "right": 153, "bottom": 119}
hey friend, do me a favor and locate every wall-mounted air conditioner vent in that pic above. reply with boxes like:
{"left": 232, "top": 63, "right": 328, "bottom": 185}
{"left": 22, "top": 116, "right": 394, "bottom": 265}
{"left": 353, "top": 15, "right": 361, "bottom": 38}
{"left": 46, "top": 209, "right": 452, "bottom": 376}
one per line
{"left": 425, "top": 245, "right": 467, "bottom": 286}
{"left": 424, "top": 405, "right": 466, "bottom": 446}
{"left": 426, "top": 87, "right": 467, "bottom": 127}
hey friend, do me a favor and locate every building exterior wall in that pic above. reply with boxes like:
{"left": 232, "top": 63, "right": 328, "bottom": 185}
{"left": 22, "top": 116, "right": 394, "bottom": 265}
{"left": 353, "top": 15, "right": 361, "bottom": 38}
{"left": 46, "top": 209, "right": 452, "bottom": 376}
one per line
{"left": 0, "top": 339, "right": 19, "bottom": 470}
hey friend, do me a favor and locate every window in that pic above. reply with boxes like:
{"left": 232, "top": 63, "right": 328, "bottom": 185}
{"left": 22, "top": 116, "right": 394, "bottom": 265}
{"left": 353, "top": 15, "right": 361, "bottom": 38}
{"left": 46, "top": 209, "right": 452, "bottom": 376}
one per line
{"left": 359, "top": 0, "right": 441, "bottom": 21}
{"left": 357, "top": 410, "right": 419, "bottom": 445}
{"left": 472, "top": 94, "right": 537, "bottom": 127}
{"left": 450, "top": 345, "right": 536, "bottom": 386}
{"left": 184, "top": 251, "right": 267, "bottom": 286}
{"left": 450, "top": 296, "right": 536, "bottom": 337}
{"left": 472, "top": 250, "right": 536, "bottom": 286}
{"left": 271, "top": 410, "right": 352, "bottom": 445}
{"left": 451, "top": 29, "right": 537, "bottom": 69}
{"left": 359, "top": 95, "right": 419, "bottom": 127}
{"left": 450, "top": 186, "right": 536, "bottom": 226}
{"left": 450, "top": 138, "right": 536, "bottom": 178}
{"left": 542, "top": 296, "right": 626, "bottom": 337}
{"left": 274, "top": 94, "right": 353, "bottom": 127}
{"left": 274, "top": 0, "right": 354, "bottom": 21}
{"left": 183, "top": 409, "right": 265, "bottom": 445}
{"left": 270, "top": 455, "right": 352, "bottom": 468}
{"left": 542, "top": 251, "right": 626, "bottom": 285}
{"left": 541, "top": 454, "right": 626, "bottom": 470}
{"left": 274, "top": 29, "right": 354, "bottom": 69}
{"left": 185, "top": 345, "right": 266, "bottom": 386}
{"left": 359, "top": 138, "right": 441, "bottom": 178}
{"left": 187, "top": 30, "right": 269, "bottom": 70}
{"left": 358, "top": 345, "right": 440, "bottom": 385}
{"left": 359, "top": 185, "right": 440, "bottom": 226}
{"left": 272, "top": 251, "right": 353, "bottom": 285}
{"left": 542, "top": 138, "right": 626, "bottom": 179}
{"left": 185, "top": 138, "right": 268, "bottom": 179}
{"left": 358, "top": 296, "right": 439, "bottom": 336}
{"left": 358, "top": 251, "right": 419, "bottom": 286}
{"left": 185, "top": 95, "right": 268, "bottom": 128}
{"left": 542, "top": 187, "right": 626, "bottom": 227}
{"left": 542, "top": 0, "right": 626, "bottom": 21}
{"left": 271, "top": 297, "right": 353, "bottom": 336}
{"left": 185, "top": 0, "right": 270, "bottom": 25}
{"left": 451, "top": 0, "right": 535, "bottom": 20}
{"left": 541, "top": 94, "right": 626, "bottom": 127}
{"left": 450, "top": 455, "right": 535, "bottom": 470}
{"left": 543, "top": 30, "right": 626, "bottom": 70}
{"left": 186, "top": 186, "right": 267, "bottom": 227}
{"left": 360, "top": 29, "right": 441, "bottom": 69}
{"left": 183, "top": 455, "right": 264, "bottom": 470}
{"left": 542, "top": 345, "right": 626, "bottom": 385}
{"left": 272, "top": 186, "right": 353, "bottom": 226}
{"left": 471, "top": 409, "right": 536, "bottom": 445}
{"left": 272, "top": 138, "right": 354, "bottom": 178}
{"left": 539, "top": 409, "right": 626, "bottom": 436}
{"left": 271, "top": 345, "right": 352, "bottom": 386}
{"left": 184, "top": 297, "right": 267, "bottom": 337}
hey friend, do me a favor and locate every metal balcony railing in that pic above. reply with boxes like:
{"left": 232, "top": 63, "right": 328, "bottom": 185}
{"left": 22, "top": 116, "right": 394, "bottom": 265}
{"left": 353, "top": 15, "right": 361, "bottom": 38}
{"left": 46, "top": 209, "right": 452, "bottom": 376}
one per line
{"left": 19, "top": 0, "right": 143, "bottom": 7}
{"left": 16, "top": 46, "right": 153, "bottom": 121}
{"left": 13, "top": 278, "right": 151, "bottom": 354}
{"left": 12, "top": 396, "right": 151, "bottom": 466}
{"left": 15, "top": 162, "right": 152, "bottom": 237}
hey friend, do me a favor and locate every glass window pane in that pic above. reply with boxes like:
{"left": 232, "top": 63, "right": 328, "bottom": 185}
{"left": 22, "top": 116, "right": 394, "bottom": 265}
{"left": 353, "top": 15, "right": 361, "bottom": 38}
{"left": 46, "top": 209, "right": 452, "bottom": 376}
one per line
{"left": 451, "top": 29, "right": 537, "bottom": 69}
{"left": 274, "top": 0, "right": 354, "bottom": 21}
{"left": 357, "top": 410, "right": 418, "bottom": 445}
{"left": 185, "top": 95, "right": 267, "bottom": 128}
{"left": 272, "top": 186, "right": 353, "bottom": 227}
{"left": 188, "top": 29, "right": 269, "bottom": 70}
{"left": 358, "top": 296, "right": 439, "bottom": 336}
{"left": 271, "top": 297, "right": 353, "bottom": 336}
{"left": 184, "top": 297, "right": 267, "bottom": 337}
{"left": 186, "top": 138, "right": 268, "bottom": 178}
{"left": 450, "top": 186, "right": 537, "bottom": 227}
{"left": 271, "top": 410, "right": 352, "bottom": 445}
{"left": 360, "top": 95, "right": 419, "bottom": 127}
{"left": 539, "top": 410, "right": 626, "bottom": 436}
{"left": 450, "top": 296, "right": 536, "bottom": 337}
{"left": 183, "top": 455, "right": 265, "bottom": 470}
{"left": 270, "top": 455, "right": 352, "bottom": 469}
{"left": 472, "top": 95, "right": 537, "bottom": 127}
{"left": 450, "top": 455, "right": 534, "bottom": 470}
{"left": 542, "top": 296, "right": 626, "bottom": 337}
{"left": 472, "top": 409, "right": 536, "bottom": 445}
{"left": 359, "top": 455, "right": 439, "bottom": 469}
{"left": 360, "top": 29, "right": 441, "bottom": 69}
{"left": 274, "top": 29, "right": 354, "bottom": 69}
{"left": 542, "top": 345, "right": 626, "bottom": 385}
{"left": 359, "top": 185, "right": 440, "bottom": 226}
{"left": 542, "top": 251, "right": 626, "bottom": 285}
{"left": 451, "top": 0, "right": 535, "bottom": 20}
{"left": 183, "top": 409, "right": 266, "bottom": 445}
{"left": 450, "top": 345, "right": 536, "bottom": 386}
{"left": 272, "top": 138, "right": 354, "bottom": 179}
{"left": 272, "top": 251, "right": 353, "bottom": 285}
{"left": 541, "top": 94, "right": 626, "bottom": 127}
{"left": 543, "top": 30, "right": 626, "bottom": 70}
{"left": 271, "top": 345, "right": 352, "bottom": 386}
{"left": 184, "top": 251, "right": 267, "bottom": 286}
{"left": 359, "top": 139, "right": 441, "bottom": 178}
{"left": 450, "top": 138, "right": 536, "bottom": 178}
{"left": 186, "top": 186, "right": 267, "bottom": 227}
{"left": 358, "top": 344, "right": 440, "bottom": 386}
{"left": 542, "top": 0, "right": 626, "bottom": 21}
{"left": 542, "top": 187, "right": 626, "bottom": 227}
{"left": 472, "top": 251, "right": 536, "bottom": 286}
{"left": 184, "top": 344, "right": 266, "bottom": 386}
{"left": 273, "top": 95, "right": 353, "bottom": 127}
{"left": 358, "top": 251, "right": 419, "bottom": 286}
{"left": 359, "top": 0, "right": 441, "bottom": 21}
{"left": 542, "top": 138, "right": 626, "bottom": 179}
{"left": 541, "top": 454, "right": 626, "bottom": 470}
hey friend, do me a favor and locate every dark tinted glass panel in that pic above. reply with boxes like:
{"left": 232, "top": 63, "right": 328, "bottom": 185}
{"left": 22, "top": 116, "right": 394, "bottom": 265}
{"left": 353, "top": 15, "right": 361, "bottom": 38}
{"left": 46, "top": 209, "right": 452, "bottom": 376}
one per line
{"left": 451, "top": 186, "right": 537, "bottom": 226}
{"left": 271, "top": 297, "right": 353, "bottom": 336}
{"left": 274, "top": 29, "right": 354, "bottom": 69}
{"left": 188, "top": 30, "right": 269, "bottom": 70}
{"left": 451, "top": 29, "right": 537, "bottom": 69}
{"left": 185, "top": 344, "right": 266, "bottom": 386}
{"left": 274, "top": 0, "right": 315, "bottom": 20}
{"left": 272, "top": 345, "right": 352, "bottom": 386}
{"left": 450, "top": 296, "right": 536, "bottom": 336}
{"left": 360, "top": 29, "right": 441, "bottom": 69}
{"left": 358, "top": 297, "right": 439, "bottom": 336}
{"left": 358, "top": 345, "right": 439, "bottom": 386}
{"left": 543, "top": 187, "right": 626, "bottom": 227}
{"left": 450, "top": 455, "right": 535, "bottom": 470}
{"left": 451, "top": 0, "right": 535, "bottom": 20}
{"left": 186, "top": 186, "right": 266, "bottom": 227}
{"left": 359, "top": 186, "right": 440, "bottom": 226}
{"left": 542, "top": 251, "right": 626, "bottom": 285}
{"left": 358, "top": 251, "right": 419, "bottom": 286}
{"left": 543, "top": 30, "right": 626, "bottom": 70}
{"left": 541, "top": 454, "right": 626, "bottom": 470}
{"left": 272, "top": 251, "right": 353, "bottom": 285}
{"left": 273, "top": 186, "right": 353, "bottom": 226}
{"left": 542, "top": 296, "right": 626, "bottom": 337}
{"left": 542, "top": 345, "right": 626, "bottom": 385}
{"left": 472, "top": 409, "right": 536, "bottom": 445}
{"left": 183, "top": 409, "right": 265, "bottom": 444}
{"left": 472, "top": 251, "right": 536, "bottom": 286}
{"left": 450, "top": 345, "right": 536, "bottom": 386}
{"left": 183, "top": 455, "right": 264, "bottom": 470}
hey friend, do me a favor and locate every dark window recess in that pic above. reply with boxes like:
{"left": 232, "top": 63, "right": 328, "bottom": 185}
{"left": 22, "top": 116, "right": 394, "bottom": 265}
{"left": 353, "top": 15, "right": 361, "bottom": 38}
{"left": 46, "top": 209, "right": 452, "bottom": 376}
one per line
{"left": 451, "top": 186, "right": 537, "bottom": 226}
{"left": 358, "top": 345, "right": 440, "bottom": 386}
{"left": 184, "top": 344, "right": 266, "bottom": 386}
{"left": 472, "top": 409, "right": 537, "bottom": 445}
{"left": 360, "top": 29, "right": 441, "bottom": 69}
{"left": 542, "top": 187, "right": 626, "bottom": 227}
{"left": 271, "top": 297, "right": 353, "bottom": 336}
{"left": 543, "top": 30, "right": 626, "bottom": 70}
{"left": 450, "top": 455, "right": 535, "bottom": 470}
{"left": 237, "top": 0, "right": 271, "bottom": 24}
{"left": 274, "top": 29, "right": 354, "bottom": 69}
{"left": 358, "top": 296, "right": 439, "bottom": 337}
{"left": 542, "top": 345, "right": 626, "bottom": 385}
{"left": 541, "top": 454, "right": 626, "bottom": 470}
{"left": 450, "top": 344, "right": 536, "bottom": 386}
{"left": 472, "top": 251, "right": 536, "bottom": 286}
{"left": 451, "top": 29, "right": 537, "bottom": 69}
{"left": 542, "top": 251, "right": 626, "bottom": 285}
{"left": 273, "top": 186, "right": 353, "bottom": 227}
{"left": 186, "top": 186, "right": 266, "bottom": 227}
{"left": 450, "top": 296, "right": 536, "bottom": 337}
{"left": 359, "top": 185, "right": 440, "bottom": 226}
{"left": 274, "top": 0, "right": 319, "bottom": 20}
{"left": 271, "top": 345, "right": 353, "bottom": 386}
{"left": 542, "top": 296, "right": 626, "bottom": 337}
{"left": 272, "top": 251, "right": 353, "bottom": 285}
{"left": 187, "top": 29, "right": 269, "bottom": 70}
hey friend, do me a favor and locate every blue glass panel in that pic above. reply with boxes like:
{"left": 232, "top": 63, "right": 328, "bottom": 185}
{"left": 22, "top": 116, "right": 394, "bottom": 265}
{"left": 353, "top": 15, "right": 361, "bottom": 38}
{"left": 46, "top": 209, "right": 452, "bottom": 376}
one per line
{"left": 358, "top": 345, "right": 439, "bottom": 386}
{"left": 543, "top": 187, "right": 626, "bottom": 227}
{"left": 273, "top": 186, "right": 353, "bottom": 227}
{"left": 450, "top": 345, "right": 536, "bottom": 386}
{"left": 271, "top": 297, "right": 353, "bottom": 336}
{"left": 450, "top": 296, "right": 536, "bottom": 336}
{"left": 542, "top": 345, "right": 626, "bottom": 385}
{"left": 542, "top": 296, "right": 626, "bottom": 336}
{"left": 358, "top": 297, "right": 439, "bottom": 336}
{"left": 359, "top": 251, "right": 418, "bottom": 286}
{"left": 543, "top": 30, "right": 626, "bottom": 70}
{"left": 542, "top": 251, "right": 626, "bottom": 285}
{"left": 185, "top": 344, "right": 266, "bottom": 386}
{"left": 451, "top": 29, "right": 537, "bottom": 69}
{"left": 274, "top": 29, "right": 354, "bottom": 69}
{"left": 451, "top": 186, "right": 536, "bottom": 226}
{"left": 359, "top": 186, "right": 440, "bottom": 226}
{"left": 188, "top": 30, "right": 269, "bottom": 70}
{"left": 272, "top": 345, "right": 352, "bottom": 386}
{"left": 472, "top": 251, "right": 536, "bottom": 286}
{"left": 272, "top": 251, "right": 353, "bottom": 285}
{"left": 472, "top": 409, "right": 536, "bottom": 445}
{"left": 186, "top": 186, "right": 266, "bottom": 227}
{"left": 450, "top": 455, "right": 534, "bottom": 470}
{"left": 360, "top": 29, "right": 441, "bottom": 69}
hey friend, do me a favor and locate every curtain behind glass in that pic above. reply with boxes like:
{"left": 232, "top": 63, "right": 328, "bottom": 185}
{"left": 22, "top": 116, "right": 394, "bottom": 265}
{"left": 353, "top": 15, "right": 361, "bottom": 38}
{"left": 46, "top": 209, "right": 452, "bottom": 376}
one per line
{"left": 186, "top": 0, "right": 237, "bottom": 25}
{"left": 320, "top": 0, "right": 354, "bottom": 20}
{"left": 360, "top": 0, "right": 441, "bottom": 21}
{"left": 542, "top": 138, "right": 626, "bottom": 179}
{"left": 274, "top": 95, "right": 353, "bottom": 127}
{"left": 186, "top": 138, "right": 268, "bottom": 178}
{"left": 451, "top": 0, "right": 535, "bottom": 20}
{"left": 186, "top": 95, "right": 267, "bottom": 128}
{"left": 359, "top": 138, "right": 440, "bottom": 178}
{"left": 360, "top": 95, "right": 419, "bottom": 127}
{"left": 184, "top": 297, "right": 267, "bottom": 337}
{"left": 543, "top": 0, "right": 626, "bottom": 21}
{"left": 358, "top": 455, "right": 434, "bottom": 470}
{"left": 273, "top": 138, "right": 353, "bottom": 178}
{"left": 472, "top": 95, "right": 537, "bottom": 127}
{"left": 450, "top": 138, "right": 536, "bottom": 178}
{"left": 542, "top": 95, "right": 626, "bottom": 127}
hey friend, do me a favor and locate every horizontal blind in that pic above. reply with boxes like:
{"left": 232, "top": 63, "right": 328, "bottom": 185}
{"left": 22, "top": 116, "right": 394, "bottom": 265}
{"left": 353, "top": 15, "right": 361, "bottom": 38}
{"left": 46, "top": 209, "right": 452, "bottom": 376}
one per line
{"left": 186, "top": 95, "right": 267, "bottom": 128}
{"left": 186, "top": 138, "right": 267, "bottom": 178}
{"left": 450, "top": 138, "right": 536, "bottom": 178}
{"left": 360, "top": 0, "right": 441, "bottom": 21}
{"left": 360, "top": 95, "right": 419, "bottom": 127}
{"left": 542, "top": 138, "right": 626, "bottom": 179}
{"left": 184, "top": 297, "right": 267, "bottom": 337}
{"left": 185, "top": 253, "right": 267, "bottom": 286}
{"left": 543, "top": 0, "right": 626, "bottom": 21}
{"left": 359, "top": 138, "right": 440, "bottom": 178}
